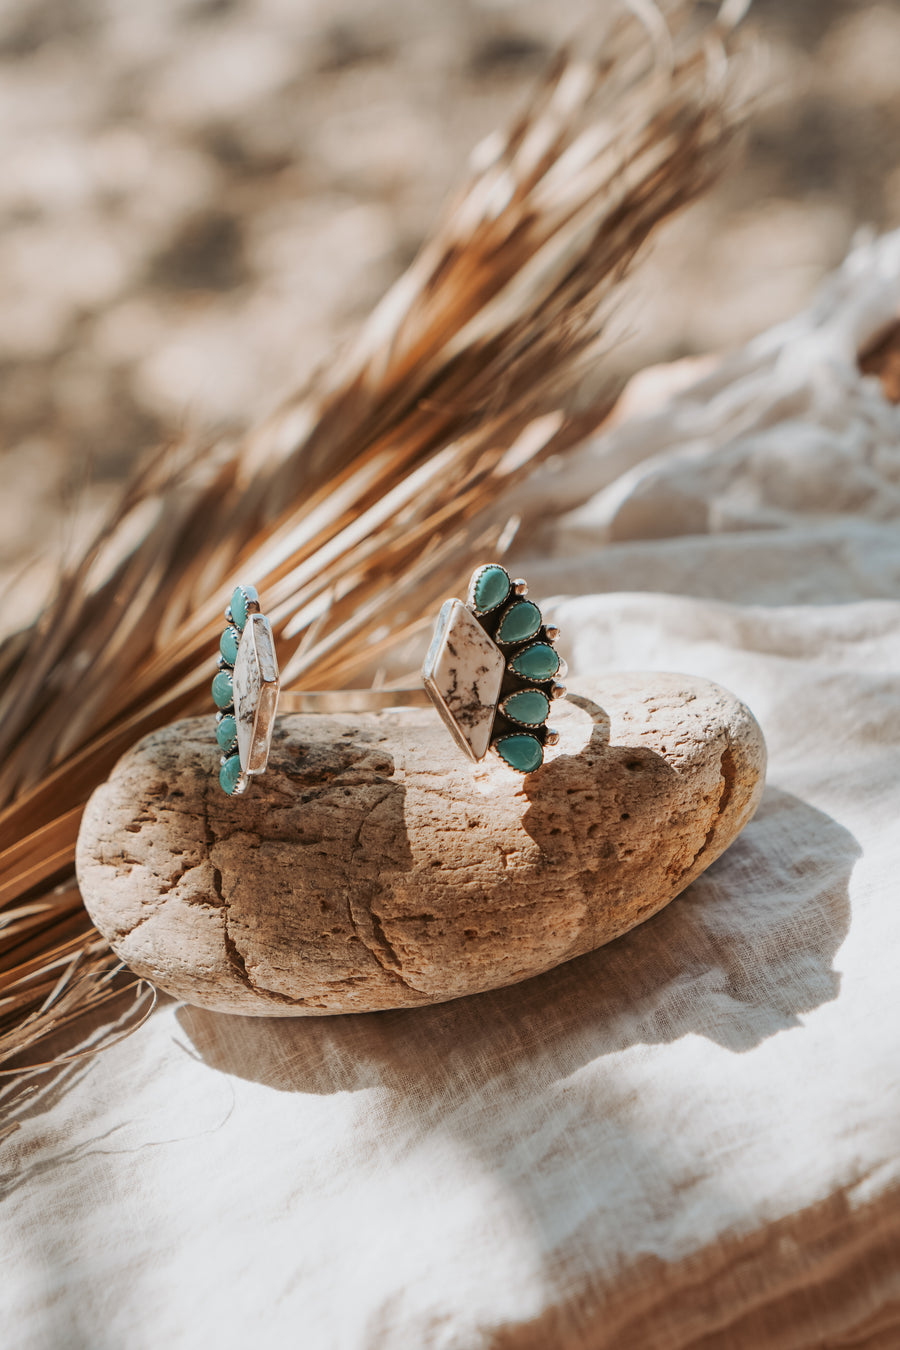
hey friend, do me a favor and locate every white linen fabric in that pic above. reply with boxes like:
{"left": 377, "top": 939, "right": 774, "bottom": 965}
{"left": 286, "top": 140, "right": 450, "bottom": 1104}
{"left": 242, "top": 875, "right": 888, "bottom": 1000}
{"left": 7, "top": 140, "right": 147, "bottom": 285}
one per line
{"left": 3, "top": 233, "right": 900, "bottom": 1350}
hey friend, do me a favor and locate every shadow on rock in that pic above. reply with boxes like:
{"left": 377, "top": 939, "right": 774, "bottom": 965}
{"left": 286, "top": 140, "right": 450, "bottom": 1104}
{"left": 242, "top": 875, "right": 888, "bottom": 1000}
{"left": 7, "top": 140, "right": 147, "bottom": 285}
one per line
{"left": 177, "top": 785, "right": 857, "bottom": 1088}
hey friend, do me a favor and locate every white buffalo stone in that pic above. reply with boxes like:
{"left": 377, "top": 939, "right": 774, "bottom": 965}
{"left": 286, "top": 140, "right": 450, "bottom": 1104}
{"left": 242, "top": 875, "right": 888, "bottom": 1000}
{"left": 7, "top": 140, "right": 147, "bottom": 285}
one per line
{"left": 422, "top": 598, "right": 506, "bottom": 760}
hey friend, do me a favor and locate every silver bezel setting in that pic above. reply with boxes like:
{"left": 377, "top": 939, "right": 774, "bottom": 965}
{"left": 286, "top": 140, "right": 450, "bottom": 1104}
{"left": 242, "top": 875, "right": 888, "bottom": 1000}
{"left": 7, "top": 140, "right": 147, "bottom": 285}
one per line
{"left": 466, "top": 563, "right": 513, "bottom": 617}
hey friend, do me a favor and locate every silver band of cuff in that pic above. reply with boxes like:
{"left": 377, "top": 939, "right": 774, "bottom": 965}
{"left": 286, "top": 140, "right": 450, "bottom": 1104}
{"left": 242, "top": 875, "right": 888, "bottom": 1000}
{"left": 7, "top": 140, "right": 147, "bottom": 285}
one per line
{"left": 277, "top": 688, "right": 431, "bottom": 714}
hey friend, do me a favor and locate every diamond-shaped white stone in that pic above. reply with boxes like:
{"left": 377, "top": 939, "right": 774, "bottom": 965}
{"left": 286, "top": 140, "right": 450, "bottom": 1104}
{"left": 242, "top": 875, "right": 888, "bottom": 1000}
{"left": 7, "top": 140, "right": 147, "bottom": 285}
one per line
{"left": 422, "top": 599, "right": 504, "bottom": 761}
{"left": 233, "top": 612, "right": 280, "bottom": 774}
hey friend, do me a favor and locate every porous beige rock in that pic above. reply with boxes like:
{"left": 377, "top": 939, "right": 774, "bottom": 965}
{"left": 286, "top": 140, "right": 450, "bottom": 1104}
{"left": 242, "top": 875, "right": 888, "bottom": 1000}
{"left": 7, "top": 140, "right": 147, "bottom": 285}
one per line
{"left": 76, "top": 674, "right": 765, "bottom": 1015}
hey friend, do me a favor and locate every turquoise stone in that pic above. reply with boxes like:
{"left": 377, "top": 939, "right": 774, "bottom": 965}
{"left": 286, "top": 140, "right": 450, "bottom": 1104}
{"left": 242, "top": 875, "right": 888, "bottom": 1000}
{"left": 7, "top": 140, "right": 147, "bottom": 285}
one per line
{"left": 510, "top": 643, "right": 559, "bottom": 680}
{"left": 496, "top": 734, "right": 543, "bottom": 773}
{"left": 219, "top": 753, "right": 243, "bottom": 795}
{"left": 230, "top": 584, "right": 258, "bottom": 631}
{"left": 216, "top": 714, "right": 238, "bottom": 753}
{"left": 219, "top": 626, "right": 240, "bottom": 666}
{"left": 503, "top": 689, "right": 550, "bottom": 726}
{"left": 496, "top": 600, "right": 541, "bottom": 645}
{"left": 473, "top": 565, "right": 510, "bottom": 614}
{"left": 212, "top": 670, "right": 234, "bottom": 709}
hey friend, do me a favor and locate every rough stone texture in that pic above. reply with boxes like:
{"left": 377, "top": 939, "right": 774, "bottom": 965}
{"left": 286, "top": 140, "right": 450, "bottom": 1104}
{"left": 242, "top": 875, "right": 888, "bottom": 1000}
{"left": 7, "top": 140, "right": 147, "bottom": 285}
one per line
{"left": 76, "top": 673, "right": 766, "bottom": 1016}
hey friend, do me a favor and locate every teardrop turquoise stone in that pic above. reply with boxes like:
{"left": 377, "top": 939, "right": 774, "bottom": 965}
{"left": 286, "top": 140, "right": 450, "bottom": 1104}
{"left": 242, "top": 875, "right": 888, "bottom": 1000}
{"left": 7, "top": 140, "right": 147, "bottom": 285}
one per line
{"left": 496, "top": 600, "right": 541, "bottom": 644}
{"left": 216, "top": 714, "right": 238, "bottom": 753}
{"left": 212, "top": 670, "right": 234, "bottom": 709}
{"left": 219, "top": 753, "right": 243, "bottom": 795}
{"left": 473, "top": 565, "right": 510, "bottom": 614}
{"left": 510, "top": 643, "right": 559, "bottom": 680}
{"left": 230, "top": 584, "right": 258, "bottom": 631}
{"left": 496, "top": 734, "right": 543, "bottom": 773}
{"left": 219, "top": 626, "right": 240, "bottom": 666}
{"left": 503, "top": 689, "right": 550, "bottom": 726}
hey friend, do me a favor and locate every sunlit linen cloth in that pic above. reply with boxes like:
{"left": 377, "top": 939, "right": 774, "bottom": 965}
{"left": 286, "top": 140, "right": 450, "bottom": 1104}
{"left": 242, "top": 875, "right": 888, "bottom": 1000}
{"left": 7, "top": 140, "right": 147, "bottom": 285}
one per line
{"left": 3, "top": 233, "right": 900, "bottom": 1350}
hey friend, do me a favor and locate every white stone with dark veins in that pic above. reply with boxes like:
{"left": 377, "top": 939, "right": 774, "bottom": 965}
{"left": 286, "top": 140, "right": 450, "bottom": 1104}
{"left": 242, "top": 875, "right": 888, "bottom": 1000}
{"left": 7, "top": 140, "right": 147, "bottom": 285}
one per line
{"left": 233, "top": 612, "right": 280, "bottom": 774}
{"left": 422, "top": 599, "right": 504, "bottom": 761}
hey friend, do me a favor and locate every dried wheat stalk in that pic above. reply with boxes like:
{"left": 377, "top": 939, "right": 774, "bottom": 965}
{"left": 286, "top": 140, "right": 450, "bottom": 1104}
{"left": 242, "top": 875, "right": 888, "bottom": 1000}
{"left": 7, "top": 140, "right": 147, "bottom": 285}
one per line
{"left": 0, "top": 0, "right": 749, "bottom": 1074}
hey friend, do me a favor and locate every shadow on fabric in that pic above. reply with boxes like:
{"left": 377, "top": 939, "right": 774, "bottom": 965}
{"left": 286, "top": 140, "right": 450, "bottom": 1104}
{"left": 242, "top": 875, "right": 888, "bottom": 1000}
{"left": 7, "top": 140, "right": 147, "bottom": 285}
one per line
{"left": 177, "top": 785, "right": 857, "bottom": 1087}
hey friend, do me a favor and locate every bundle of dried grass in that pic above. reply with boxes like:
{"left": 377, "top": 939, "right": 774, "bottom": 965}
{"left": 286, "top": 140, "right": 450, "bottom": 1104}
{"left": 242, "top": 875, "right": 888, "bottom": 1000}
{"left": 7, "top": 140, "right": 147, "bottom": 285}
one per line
{"left": 0, "top": 0, "right": 749, "bottom": 1074}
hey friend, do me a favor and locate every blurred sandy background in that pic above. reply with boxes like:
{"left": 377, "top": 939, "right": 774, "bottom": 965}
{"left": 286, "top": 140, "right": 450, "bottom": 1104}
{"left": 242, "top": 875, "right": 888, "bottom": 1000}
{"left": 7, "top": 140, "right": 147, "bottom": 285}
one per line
{"left": 2, "top": 0, "right": 900, "bottom": 619}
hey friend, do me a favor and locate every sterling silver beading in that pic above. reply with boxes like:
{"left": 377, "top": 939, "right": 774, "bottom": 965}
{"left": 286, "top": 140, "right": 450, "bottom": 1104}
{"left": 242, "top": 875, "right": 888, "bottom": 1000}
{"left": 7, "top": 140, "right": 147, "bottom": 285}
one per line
{"left": 211, "top": 568, "right": 565, "bottom": 794}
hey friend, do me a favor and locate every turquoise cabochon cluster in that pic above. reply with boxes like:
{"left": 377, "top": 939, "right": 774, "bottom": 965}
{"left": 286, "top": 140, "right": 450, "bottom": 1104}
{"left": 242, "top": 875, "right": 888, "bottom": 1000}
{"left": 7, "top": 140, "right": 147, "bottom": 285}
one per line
{"left": 219, "top": 626, "right": 240, "bottom": 666}
{"left": 471, "top": 563, "right": 512, "bottom": 615}
{"left": 494, "top": 733, "right": 545, "bottom": 774}
{"left": 212, "top": 584, "right": 259, "bottom": 794}
{"left": 500, "top": 688, "right": 550, "bottom": 726}
{"left": 496, "top": 600, "right": 542, "bottom": 645}
{"left": 509, "top": 642, "right": 560, "bottom": 681}
{"left": 467, "top": 564, "right": 561, "bottom": 773}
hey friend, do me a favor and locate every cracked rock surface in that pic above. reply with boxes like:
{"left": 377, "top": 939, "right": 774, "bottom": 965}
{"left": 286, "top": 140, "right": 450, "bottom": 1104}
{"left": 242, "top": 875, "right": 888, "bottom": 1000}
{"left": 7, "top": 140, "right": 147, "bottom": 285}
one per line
{"left": 76, "top": 673, "right": 766, "bottom": 1016}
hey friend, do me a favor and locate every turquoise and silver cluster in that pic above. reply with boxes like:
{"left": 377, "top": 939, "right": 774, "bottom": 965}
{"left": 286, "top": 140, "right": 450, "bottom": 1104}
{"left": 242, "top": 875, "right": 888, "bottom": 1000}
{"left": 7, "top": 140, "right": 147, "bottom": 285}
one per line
{"left": 422, "top": 564, "right": 566, "bottom": 774}
{"left": 212, "top": 584, "right": 260, "bottom": 795}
